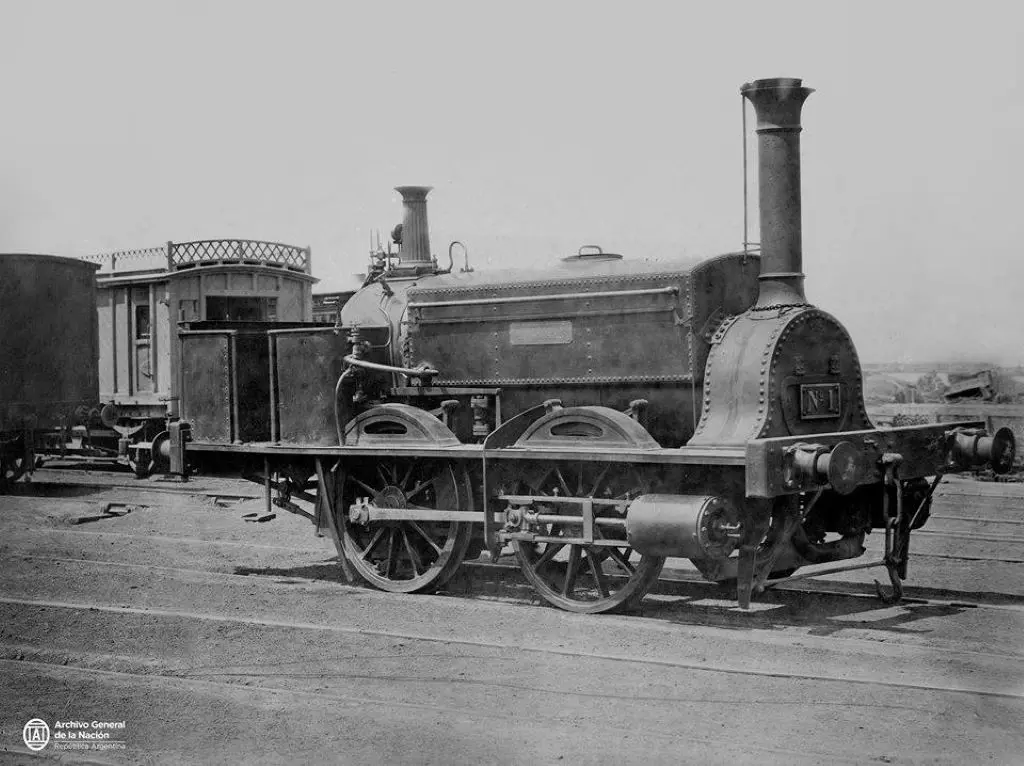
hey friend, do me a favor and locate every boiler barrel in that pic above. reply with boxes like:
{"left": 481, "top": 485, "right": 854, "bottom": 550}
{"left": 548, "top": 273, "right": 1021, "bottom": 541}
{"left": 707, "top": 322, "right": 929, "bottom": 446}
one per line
{"left": 0, "top": 254, "right": 100, "bottom": 431}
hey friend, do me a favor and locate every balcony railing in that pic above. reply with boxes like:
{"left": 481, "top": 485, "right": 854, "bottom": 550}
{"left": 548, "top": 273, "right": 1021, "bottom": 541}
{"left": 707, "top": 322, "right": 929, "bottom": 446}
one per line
{"left": 79, "top": 247, "right": 167, "bottom": 274}
{"left": 84, "top": 239, "right": 311, "bottom": 275}
{"left": 170, "top": 239, "right": 310, "bottom": 273}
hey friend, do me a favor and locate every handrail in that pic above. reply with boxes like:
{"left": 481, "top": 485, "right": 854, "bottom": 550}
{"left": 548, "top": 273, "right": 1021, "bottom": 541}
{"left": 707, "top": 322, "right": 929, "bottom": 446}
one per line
{"left": 342, "top": 355, "right": 439, "bottom": 378}
{"left": 409, "top": 286, "right": 678, "bottom": 310}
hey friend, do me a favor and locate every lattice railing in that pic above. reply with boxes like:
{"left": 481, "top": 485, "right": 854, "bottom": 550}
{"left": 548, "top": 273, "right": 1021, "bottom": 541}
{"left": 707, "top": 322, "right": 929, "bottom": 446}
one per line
{"left": 169, "top": 239, "right": 310, "bottom": 273}
{"left": 80, "top": 247, "right": 168, "bottom": 273}
{"left": 84, "top": 239, "right": 311, "bottom": 274}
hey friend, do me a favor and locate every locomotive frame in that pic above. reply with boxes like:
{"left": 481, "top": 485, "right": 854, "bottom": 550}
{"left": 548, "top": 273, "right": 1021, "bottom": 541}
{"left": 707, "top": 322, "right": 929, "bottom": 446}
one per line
{"left": 169, "top": 78, "right": 1015, "bottom": 614}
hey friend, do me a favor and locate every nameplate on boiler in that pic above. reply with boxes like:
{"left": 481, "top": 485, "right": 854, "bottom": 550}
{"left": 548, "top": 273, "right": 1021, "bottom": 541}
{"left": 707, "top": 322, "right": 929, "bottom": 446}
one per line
{"left": 800, "top": 383, "right": 842, "bottom": 420}
{"left": 509, "top": 321, "right": 573, "bottom": 346}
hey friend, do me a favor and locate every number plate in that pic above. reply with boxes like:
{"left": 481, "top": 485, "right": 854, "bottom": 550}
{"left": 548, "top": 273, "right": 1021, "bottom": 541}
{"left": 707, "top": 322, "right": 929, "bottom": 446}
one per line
{"left": 509, "top": 321, "right": 573, "bottom": 346}
{"left": 800, "top": 383, "right": 841, "bottom": 420}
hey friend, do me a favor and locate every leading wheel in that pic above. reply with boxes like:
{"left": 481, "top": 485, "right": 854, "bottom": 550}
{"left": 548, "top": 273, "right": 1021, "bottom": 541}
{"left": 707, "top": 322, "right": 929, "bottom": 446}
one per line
{"left": 337, "top": 458, "right": 472, "bottom": 593}
{"left": 512, "top": 462, "right": 666, "bottom": 613}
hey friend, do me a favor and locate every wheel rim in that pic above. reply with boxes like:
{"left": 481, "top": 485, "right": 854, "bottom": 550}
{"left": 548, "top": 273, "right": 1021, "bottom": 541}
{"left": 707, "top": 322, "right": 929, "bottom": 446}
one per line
{"left": 513, "top": 463, "right": 665, "bottom": 614}
{"left": 339, "top": 458, "right": 471, "bottom": 593}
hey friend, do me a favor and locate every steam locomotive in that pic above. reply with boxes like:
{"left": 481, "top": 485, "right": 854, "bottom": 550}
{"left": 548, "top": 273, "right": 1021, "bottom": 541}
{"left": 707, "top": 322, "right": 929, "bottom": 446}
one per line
{"left": 173, "top": 77, "right": 1015, "bottom": 613}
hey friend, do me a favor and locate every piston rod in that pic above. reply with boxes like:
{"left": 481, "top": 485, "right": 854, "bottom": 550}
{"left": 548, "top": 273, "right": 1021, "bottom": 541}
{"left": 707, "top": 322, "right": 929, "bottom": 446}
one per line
{"left": 522, "top": 513, "right": 626, "bottom": 528}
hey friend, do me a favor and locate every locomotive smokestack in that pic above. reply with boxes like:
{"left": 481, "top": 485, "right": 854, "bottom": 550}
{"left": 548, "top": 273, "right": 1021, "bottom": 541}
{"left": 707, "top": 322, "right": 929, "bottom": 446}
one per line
{"left": 395, "top": 185, "right": 433, "bottom": 265}
{"left": 741, "top": 77, "right": 814, "bottom": 307}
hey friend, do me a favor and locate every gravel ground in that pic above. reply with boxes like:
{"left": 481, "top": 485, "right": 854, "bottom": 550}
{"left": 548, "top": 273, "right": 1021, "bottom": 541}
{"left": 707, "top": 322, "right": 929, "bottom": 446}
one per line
{"left": 1, "top": 467, "right": 1022, "bottom": 764}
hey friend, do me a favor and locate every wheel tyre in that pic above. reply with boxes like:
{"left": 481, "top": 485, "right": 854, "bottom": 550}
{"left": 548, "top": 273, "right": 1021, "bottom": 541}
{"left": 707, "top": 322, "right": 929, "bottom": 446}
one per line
{"left": 337, "top": 459, "right": 473, "bottom": 594}
{"left": 515, "top": 541, "right": 666, "bottom": 614}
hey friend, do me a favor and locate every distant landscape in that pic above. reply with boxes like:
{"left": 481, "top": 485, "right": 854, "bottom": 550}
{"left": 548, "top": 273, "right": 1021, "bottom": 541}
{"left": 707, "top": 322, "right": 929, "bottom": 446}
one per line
{"left": 864, "top": 364, "right": 1024, "bottom": 457}
{"left": 863, "top": 363, "right": 1024, "bottom": 406}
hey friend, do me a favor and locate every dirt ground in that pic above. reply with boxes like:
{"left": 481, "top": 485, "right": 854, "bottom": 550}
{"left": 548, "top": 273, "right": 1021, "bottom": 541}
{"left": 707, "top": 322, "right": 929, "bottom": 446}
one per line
{"left": 1, "top": 467, "right": 1022, "bottom": 764}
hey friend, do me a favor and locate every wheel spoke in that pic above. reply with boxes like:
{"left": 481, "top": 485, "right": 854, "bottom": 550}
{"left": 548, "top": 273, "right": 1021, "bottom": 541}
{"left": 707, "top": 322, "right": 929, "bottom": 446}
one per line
{"left": 408, "top": 520, "right": 443, "bottom": 555}
{"left": 359, "top": 527, "right": 387, "bottom": 560}
{"left": 533, "top": 542, "right": 566, "bottom": 572}
{"left": 398, "top": 461, "right": 416, "bottom": 491}
{"left": 383, "top": 529, "right": 397, "bottom": 578}
{"left": 352, "top": 477, "right": 378, "bottom": 497}
{"left": 554, "top": 467, "right": 573, "bottom": 497}
{"left": 605, "top": 547, "right": 635, "bottom": 575}
{"left": 587, "top": 549, "right": 610, "bottom": 598}
{"left": 378, "top": 464, "right": 393, "bottom": 486}
{"left": 527, "top": 467, "right": 554, "bottom": 496}
{"left": 405, "top": 477, "right": 437, "bottom": 501}
{"left": 562, "top": 545, "right": 582, "bottom": 596}
{"left": 589, "top": 465, "right": 610, "bottom": 498}
{"left": 401, "top": 529, "right": 424, "bottom": 576}
{"left": 576, "top": 463, "right": 584, "bottom": 496}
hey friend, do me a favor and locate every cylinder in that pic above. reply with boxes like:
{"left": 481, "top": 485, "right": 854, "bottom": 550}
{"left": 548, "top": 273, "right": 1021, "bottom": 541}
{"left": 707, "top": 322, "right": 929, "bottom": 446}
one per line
{"left": 626, "top": 494, "right": 741, "bottom": 559}
{"left": 395, "top": 185, "right": 433, "bottom": 265}
{"left": 741, "top": 77, "right": 813, "bottom": 307}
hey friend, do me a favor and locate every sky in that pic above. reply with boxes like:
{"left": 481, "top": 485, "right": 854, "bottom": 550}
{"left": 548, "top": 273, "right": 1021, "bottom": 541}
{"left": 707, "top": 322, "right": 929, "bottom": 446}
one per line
{"left": 1, "top": 1, "right": 1021, "bottom": 364}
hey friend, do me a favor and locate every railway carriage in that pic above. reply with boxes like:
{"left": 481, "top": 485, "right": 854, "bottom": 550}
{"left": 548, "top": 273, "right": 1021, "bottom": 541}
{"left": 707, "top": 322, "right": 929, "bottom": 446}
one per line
{"left": 172, "top": 78, "right": 1015, "bottom": 613}
{"left": 81, "top": 240, "right": 317, "bottom": 474}
{"left": 0, "top": 254, "right": 100, "bottom": 489}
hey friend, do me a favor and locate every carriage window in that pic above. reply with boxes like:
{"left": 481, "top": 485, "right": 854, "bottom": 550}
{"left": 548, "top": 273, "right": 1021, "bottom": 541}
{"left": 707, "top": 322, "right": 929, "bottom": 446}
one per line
{"left": 205, "top": 296, "right": 279, "bottom": 321}
{"left": 135, "top": 305, "right": 150, "bottom": 339}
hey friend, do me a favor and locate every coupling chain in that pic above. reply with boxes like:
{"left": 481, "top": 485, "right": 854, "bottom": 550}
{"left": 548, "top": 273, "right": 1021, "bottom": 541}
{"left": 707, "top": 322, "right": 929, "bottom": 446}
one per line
{"left": 751, "top": 302, "right": 810, "bottom": 312}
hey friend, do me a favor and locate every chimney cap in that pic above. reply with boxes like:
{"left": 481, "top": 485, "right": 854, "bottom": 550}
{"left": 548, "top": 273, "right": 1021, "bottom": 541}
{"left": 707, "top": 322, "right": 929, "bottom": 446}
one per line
{"left": 741, "top": 77, "right": 807, "bottom": 93}
{"left": 395, "top": 185, "right": 433, "bottom": 200}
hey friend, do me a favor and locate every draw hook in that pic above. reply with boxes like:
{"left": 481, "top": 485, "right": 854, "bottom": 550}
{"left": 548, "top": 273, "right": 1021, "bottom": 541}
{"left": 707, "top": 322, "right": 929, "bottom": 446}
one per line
{"left": 874, "top": 560, "right": 904, "bottom": 604}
